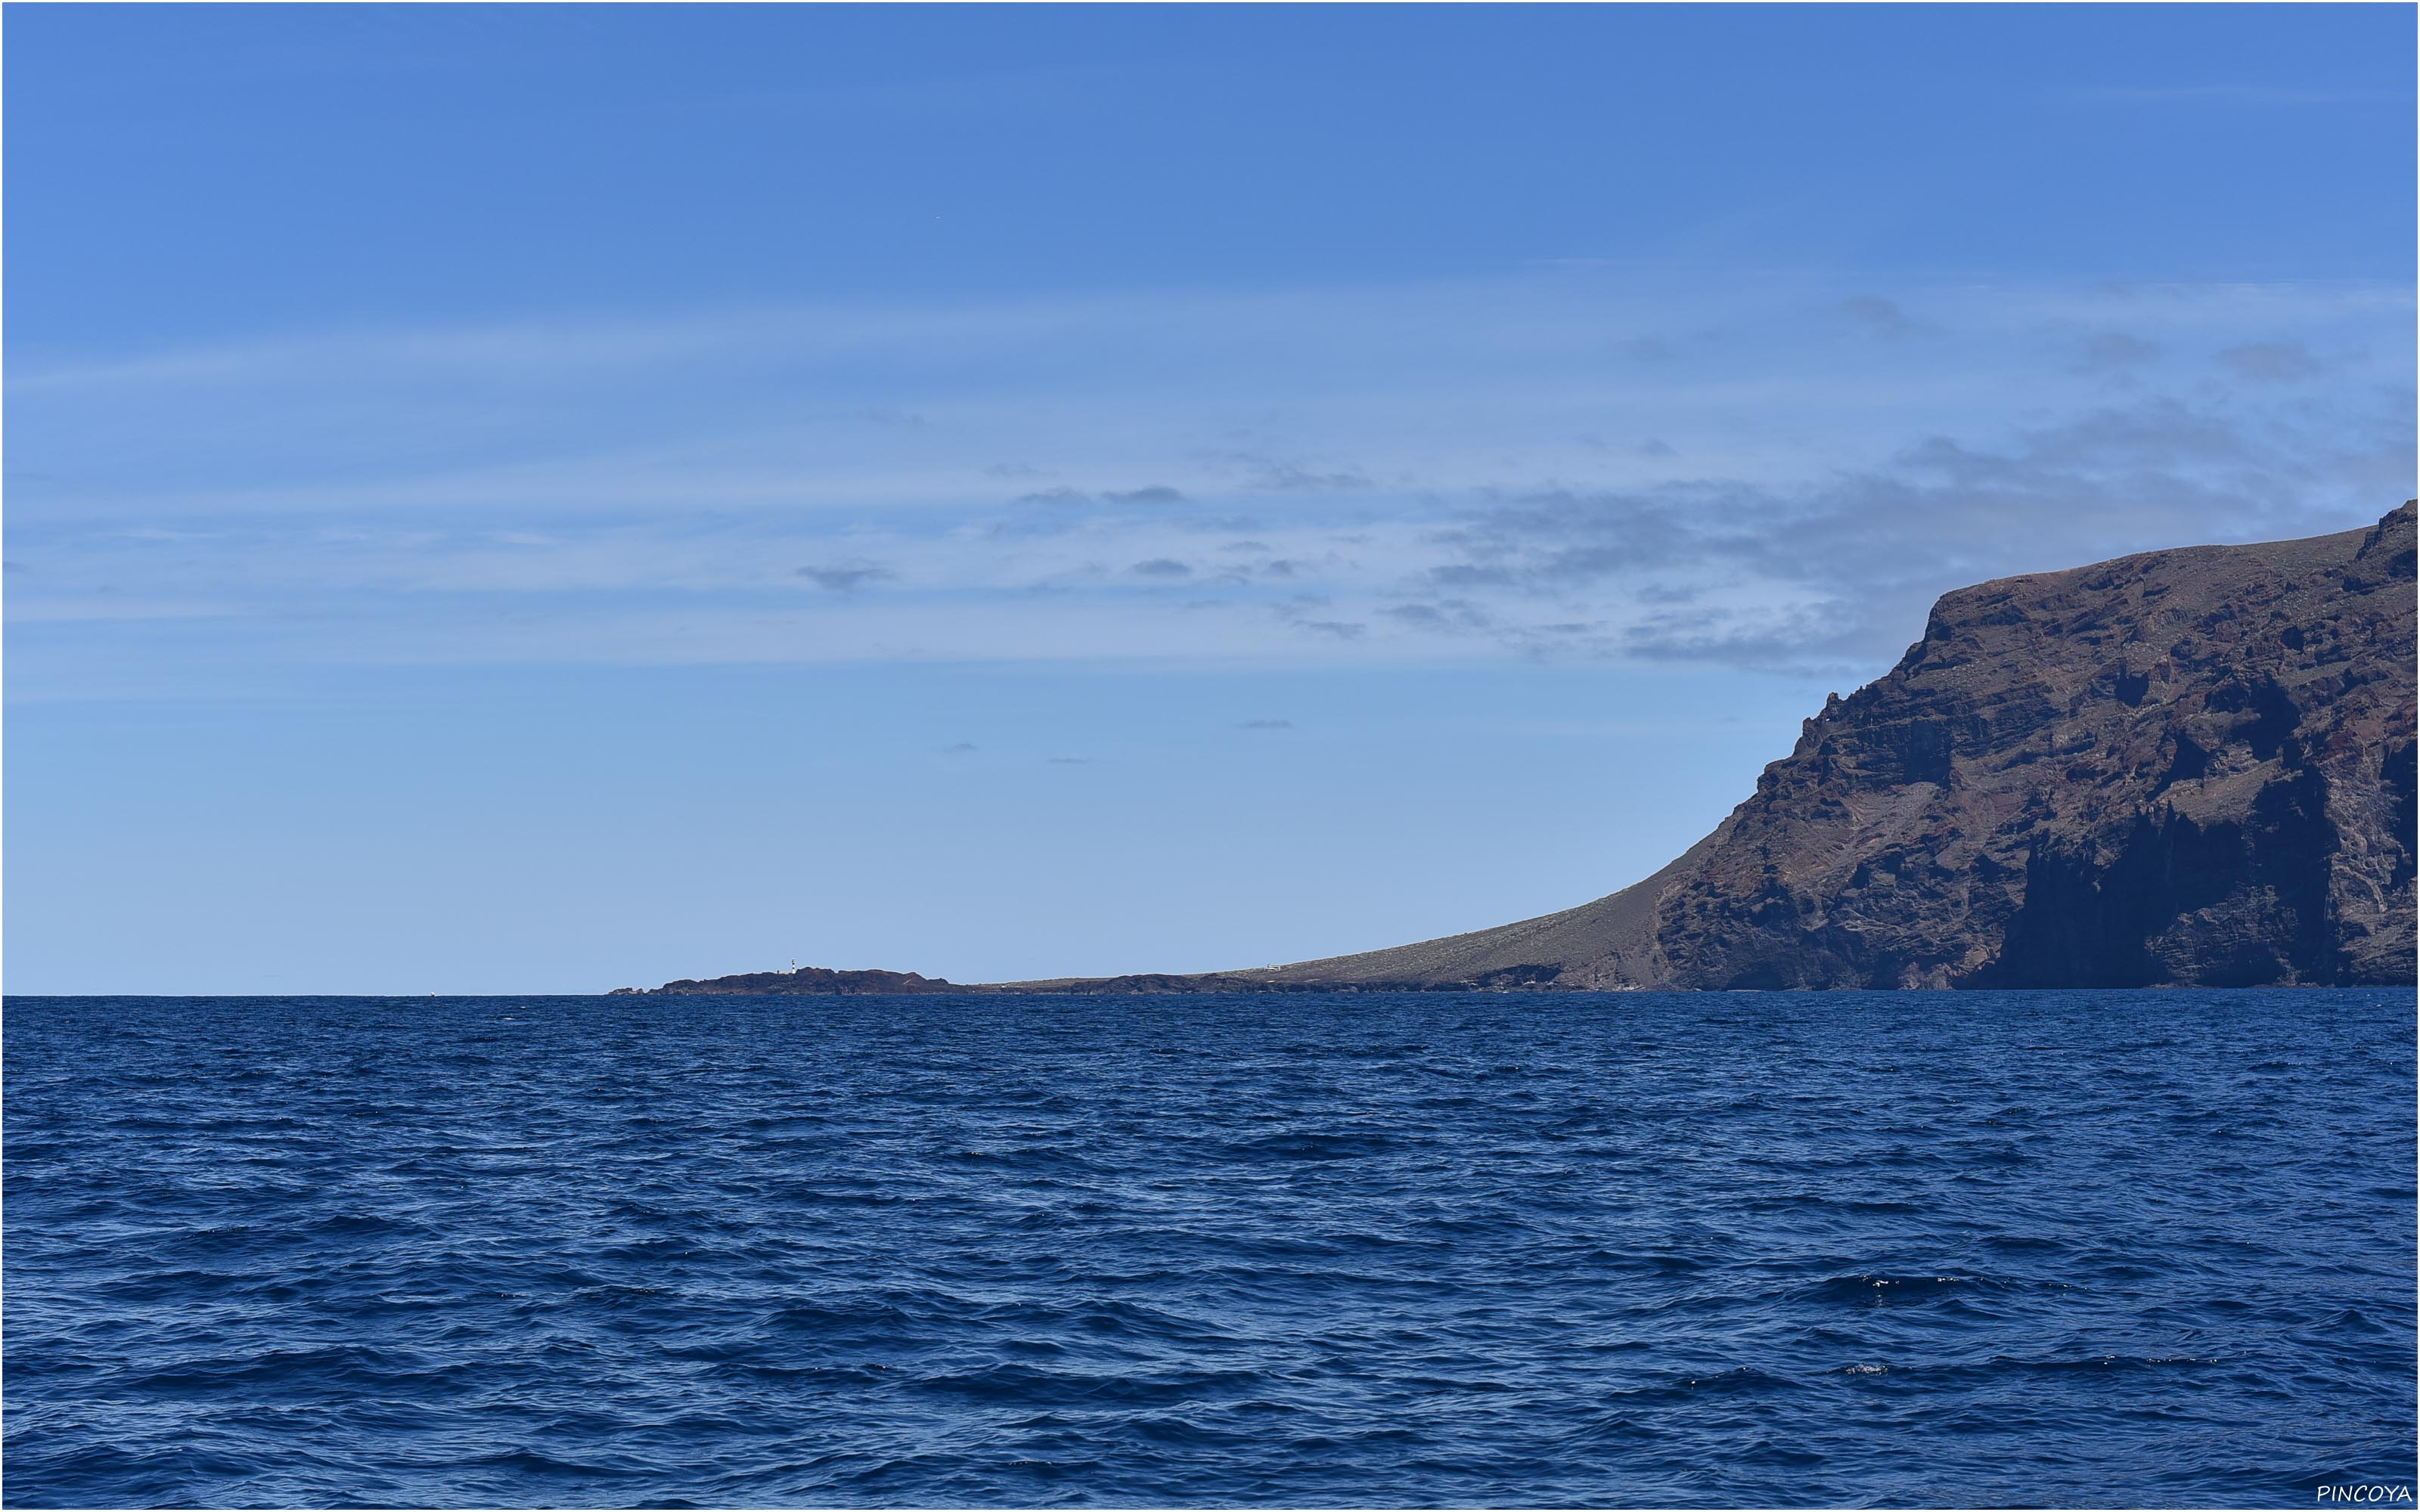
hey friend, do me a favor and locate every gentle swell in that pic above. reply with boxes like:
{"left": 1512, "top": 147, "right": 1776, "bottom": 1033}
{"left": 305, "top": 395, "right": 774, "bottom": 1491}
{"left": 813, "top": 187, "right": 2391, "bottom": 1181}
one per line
{"left": 4, "top": 990, "right": 2413, "bottom": 1507}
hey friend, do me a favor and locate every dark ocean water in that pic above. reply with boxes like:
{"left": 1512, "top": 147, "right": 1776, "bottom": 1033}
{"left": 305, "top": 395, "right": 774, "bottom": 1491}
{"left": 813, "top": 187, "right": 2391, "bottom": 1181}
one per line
{"left": 4, "top": 990, "right": 2412, "bottom": 1508}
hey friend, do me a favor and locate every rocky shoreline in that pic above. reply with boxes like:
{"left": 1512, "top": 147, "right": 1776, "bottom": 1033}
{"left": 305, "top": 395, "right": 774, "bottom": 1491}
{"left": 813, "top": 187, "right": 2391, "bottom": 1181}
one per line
{"left": 618, "top": 502, "right": 2417, "bottom": 996}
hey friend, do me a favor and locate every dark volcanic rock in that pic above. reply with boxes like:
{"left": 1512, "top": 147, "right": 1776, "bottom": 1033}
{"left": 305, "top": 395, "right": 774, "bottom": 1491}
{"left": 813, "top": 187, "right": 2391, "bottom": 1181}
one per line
{"left": 631, "top": 967, "right": 967, "bottom": 996}
{"left": 1650, "top": 501, "right": 2415, "bottom": 988}
{"left": 1243, "top": 501, "right": 2416, "bottom": 990}
{"left": 629, "top": 503, "right": 2415, "bottom": 994}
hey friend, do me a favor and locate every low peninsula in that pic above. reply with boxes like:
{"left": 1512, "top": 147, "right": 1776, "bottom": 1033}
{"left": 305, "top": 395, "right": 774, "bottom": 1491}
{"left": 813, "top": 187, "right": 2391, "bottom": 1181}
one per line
{"left": 617, "top": 501, "right": 2417, "bottom": 994}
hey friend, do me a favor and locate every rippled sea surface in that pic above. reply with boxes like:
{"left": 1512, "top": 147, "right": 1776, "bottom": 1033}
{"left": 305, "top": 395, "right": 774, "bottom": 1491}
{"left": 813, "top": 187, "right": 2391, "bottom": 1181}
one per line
{"left": 5, "top": 990, "right": 2413, "bottom": 1507}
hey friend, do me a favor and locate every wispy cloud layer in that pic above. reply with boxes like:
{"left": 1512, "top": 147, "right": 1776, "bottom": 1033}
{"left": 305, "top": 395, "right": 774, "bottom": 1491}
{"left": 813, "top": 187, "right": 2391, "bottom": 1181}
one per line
{"left": 8, "top": 269, "right": 2409, "bottom": 695}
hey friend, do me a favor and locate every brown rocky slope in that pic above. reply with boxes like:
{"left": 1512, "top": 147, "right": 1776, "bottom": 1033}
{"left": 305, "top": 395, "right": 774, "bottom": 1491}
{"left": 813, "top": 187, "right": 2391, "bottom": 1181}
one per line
{"left": 629, "top": 503, "right": 2415, "bottom": 994}
{"left": 1215, "top": 500, "right": 2415, "bottom": 991}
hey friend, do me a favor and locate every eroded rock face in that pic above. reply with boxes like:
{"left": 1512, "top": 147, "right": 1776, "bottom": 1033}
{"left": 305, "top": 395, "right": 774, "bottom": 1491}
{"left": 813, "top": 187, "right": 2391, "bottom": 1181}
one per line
{"left": 1652, "top": 502, "right": 2415, "bottom": 988}
{"left": 627, "top": 503, "right": 2415, "bottom": 995}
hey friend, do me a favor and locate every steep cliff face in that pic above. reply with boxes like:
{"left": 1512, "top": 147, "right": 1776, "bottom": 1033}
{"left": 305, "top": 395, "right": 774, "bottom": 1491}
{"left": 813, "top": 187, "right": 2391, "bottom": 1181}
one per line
{"left": 631, "top": 503, "right": 2415, "bottom": 995}
{"left": 1646, "top": 501, "right": 2415, "bottom": 988}
{"left": 1244, "top": 502, "right": 2414, "bottom": 991}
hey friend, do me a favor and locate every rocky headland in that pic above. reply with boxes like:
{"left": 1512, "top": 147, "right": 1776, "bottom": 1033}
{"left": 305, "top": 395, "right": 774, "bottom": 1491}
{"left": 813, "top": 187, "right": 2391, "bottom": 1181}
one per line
{"left": 613, "top": 967, "right": 966, "bottom": 996}
{"left": 621, "top": 502, "right": 2415, "bottom": 995}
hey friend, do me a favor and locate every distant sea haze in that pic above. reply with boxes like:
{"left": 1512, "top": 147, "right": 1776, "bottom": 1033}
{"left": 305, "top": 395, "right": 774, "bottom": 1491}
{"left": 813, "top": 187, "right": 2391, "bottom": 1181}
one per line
{"left": 5, "top": 990, "right": 2412, "bottom": 1506}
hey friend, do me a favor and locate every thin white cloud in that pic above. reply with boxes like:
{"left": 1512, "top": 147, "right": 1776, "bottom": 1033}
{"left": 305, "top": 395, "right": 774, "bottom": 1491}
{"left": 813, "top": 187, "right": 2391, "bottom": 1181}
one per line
{"left": 7, "top": 268, "right": 2409, "bottom": 696}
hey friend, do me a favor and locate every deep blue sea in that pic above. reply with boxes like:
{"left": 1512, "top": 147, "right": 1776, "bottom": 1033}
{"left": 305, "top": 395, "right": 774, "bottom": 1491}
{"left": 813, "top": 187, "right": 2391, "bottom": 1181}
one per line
{"left": 5, "top": 990, "right": 2413, "bottom": 1507}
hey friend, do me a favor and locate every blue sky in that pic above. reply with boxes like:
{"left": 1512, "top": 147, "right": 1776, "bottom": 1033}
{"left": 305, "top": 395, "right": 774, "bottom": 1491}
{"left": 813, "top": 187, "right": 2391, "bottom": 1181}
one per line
{"left": 8, "top": 5, "right": 2413, "bottom": 993}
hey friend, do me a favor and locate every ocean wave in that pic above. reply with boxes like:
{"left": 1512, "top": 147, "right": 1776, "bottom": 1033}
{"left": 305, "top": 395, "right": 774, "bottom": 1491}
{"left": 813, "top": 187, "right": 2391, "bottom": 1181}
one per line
{"left": 4, "top": 988, "right": 2411, "bottom": 1507}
